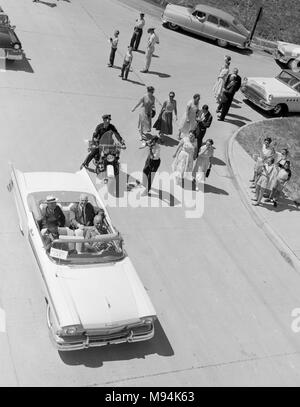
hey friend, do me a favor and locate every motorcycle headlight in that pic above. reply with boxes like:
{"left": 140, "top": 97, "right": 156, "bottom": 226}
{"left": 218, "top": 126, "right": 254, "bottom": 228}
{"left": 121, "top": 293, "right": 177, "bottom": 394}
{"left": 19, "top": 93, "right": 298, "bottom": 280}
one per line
{"left": 242, "top": 77, "right": 248, "bottom": 85}
{"left": 106, "top": 154, "right": 115, "bottom": 162}
{"left": 268, "top": 94, "right": 274, "bottom": 101}
{"left": 57, "top": 325, "right": 84, "bottom": 337}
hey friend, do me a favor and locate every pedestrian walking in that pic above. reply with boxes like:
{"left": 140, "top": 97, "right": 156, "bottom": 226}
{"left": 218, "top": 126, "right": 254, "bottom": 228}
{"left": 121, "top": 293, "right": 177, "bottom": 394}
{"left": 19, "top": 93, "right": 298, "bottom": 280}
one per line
{"left": 141, "top": 136, "right": 161, "bottom": 195}
{"left": 217, "top": 68, "right": 241, "bottom": 121}
{"left": 177, "top": 94, "right": 200, "bottom": 139}
{"left": 250, "top": 137, "right": 276, "bottom": 188}
{"left": 265, "top": 160, "right": 291, "bottom": 207}
{"left": 130, "top": 13, "right": 145, "bottom": 51}
{"left": 192, "top": 139, "right": 215, "bottom": 186}
{"left": 153, "top": 91, "right": 177, "bottom": 139}
{"left": 252, "top": 157, "right": 275, "bottom": 206}
{"left": 192, "top": 104, "right": 213, "bottom": 159}
{"left": 108, "top": 30, "right": 119, "bottom": 67}
{"left": 172, "top": 131, "right": 196, "bottom": 186}
{"left": 140, "top": 28, "right": 159, "bottom": 73}
{"left": 213, "top": 57, "right": 230, "bottom": 103}
{"left": 132, "top": 86, "right": 157, "bottom": 142}
{"left": 119, "top": 46, "right": 133, "bottom": 80}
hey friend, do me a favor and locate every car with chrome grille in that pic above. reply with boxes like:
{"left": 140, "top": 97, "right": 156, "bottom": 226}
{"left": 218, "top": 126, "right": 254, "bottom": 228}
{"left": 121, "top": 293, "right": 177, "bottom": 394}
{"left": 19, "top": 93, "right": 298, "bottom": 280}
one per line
{"left": 241, "top": 70, "right": 300, "bottom": 116}
{"left": 8, "top": 165, "right": 156, "bottom": 351}
{"left": 161, "top": 3, "right": 250, "bottom": 49}
{"left": 275, "top": 41, "right": 300, "bottom": 72}
{"left": 0, "top": 25, "right": 22, "bottom": 60}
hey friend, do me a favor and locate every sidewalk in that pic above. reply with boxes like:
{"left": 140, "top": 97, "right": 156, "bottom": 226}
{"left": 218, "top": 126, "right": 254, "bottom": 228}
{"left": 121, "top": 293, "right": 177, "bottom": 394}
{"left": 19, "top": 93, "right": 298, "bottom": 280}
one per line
{"left": 228, "top": 133, "right": 300, "bottom": 272}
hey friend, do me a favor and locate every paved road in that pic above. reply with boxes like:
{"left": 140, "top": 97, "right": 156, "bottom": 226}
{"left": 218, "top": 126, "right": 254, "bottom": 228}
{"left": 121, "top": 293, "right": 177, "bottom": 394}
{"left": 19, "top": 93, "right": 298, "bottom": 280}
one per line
{"left": 1, "top": 0, "right": 300, "bottom": 386}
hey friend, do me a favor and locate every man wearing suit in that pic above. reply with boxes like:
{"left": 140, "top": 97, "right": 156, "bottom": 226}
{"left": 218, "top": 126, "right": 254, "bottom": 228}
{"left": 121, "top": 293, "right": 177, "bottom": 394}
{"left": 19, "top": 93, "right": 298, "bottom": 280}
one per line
{"left": 193, "top": 104, "right": 213, "bottom": 159}
{"left": 217, "top": 68, "right": 241, "bottom": 121}
{"left": 69, "top": 194, "right": 99, "bottom": 253}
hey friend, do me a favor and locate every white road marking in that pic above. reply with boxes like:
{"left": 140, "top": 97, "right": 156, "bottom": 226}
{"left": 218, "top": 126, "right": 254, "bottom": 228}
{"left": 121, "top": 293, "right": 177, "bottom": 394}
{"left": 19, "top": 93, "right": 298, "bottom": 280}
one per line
{"left": 0, "top": 308, "right": 6, "bottom": 333}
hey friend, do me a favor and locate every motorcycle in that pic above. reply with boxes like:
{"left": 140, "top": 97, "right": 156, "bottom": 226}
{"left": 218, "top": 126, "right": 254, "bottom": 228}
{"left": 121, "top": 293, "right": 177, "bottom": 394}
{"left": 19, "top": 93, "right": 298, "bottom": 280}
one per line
{"left": 88, "top": 137, "right": 126, "bottom": 182}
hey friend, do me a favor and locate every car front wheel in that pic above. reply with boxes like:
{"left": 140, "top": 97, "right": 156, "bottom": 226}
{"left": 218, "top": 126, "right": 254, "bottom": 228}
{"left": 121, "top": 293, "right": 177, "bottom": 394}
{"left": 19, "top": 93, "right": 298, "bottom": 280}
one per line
{"left": 217, "top": 39, "right": 228, "bottom": 47}
{"left": 288, "top": 58, "right": 300, "bottom": 72}
{"left": 273, "top": 104, "right": 288, "bottom": 117}
{"left": 167, "top": 22, "right": 179, "bottom": 31}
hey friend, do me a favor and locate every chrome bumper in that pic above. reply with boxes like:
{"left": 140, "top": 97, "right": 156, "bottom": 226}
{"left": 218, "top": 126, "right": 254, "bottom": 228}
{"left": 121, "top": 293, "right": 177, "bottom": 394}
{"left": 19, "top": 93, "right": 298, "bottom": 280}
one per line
{"left": 6, "top": 50, "right": 23, "bottom": 61}
{"left": 241, "top": 87, "right": 274, "bottom": 111}
{"left": 50, "top": 325, "right": 155, "bottom": 351}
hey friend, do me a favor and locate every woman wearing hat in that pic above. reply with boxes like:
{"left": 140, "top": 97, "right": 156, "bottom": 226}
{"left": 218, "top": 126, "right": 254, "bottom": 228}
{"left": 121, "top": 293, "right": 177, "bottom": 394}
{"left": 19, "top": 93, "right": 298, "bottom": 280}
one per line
{"left": 132, "top": 86, "right": 157, "bottom": 141}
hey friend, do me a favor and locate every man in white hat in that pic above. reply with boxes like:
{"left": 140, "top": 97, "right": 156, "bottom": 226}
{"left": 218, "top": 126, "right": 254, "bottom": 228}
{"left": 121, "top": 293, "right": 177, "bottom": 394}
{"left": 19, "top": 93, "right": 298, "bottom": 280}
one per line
{"left": 140, "top": 28, "right": 159, "bottom": 73}
{"left": 40, "top": 195, "right": 65, "bottom": 231}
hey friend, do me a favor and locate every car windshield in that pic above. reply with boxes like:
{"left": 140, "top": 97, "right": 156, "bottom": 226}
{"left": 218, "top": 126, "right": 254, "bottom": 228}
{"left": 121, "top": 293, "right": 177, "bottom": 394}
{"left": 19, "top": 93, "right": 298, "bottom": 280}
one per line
{"left": 276, "top": 71, "right": 300, "bottom": 89}
{"left": 27, "top": 191, "right": 125, "bottom": 265}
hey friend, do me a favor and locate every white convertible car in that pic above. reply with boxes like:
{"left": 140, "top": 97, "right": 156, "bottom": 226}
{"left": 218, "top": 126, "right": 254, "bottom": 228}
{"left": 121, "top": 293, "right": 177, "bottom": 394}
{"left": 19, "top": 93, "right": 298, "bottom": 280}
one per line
{"left": 8, "top": 166, "right": 156, "bottom": 351}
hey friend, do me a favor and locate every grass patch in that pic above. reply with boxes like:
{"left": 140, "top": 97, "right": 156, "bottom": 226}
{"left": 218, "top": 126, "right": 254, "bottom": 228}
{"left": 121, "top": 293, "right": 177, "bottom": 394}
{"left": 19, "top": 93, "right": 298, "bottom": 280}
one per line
{"left": 153, "top": 0, "right": 300, "bottom": 43}
{"left": 236, "top": 118, "right": 300, "bottom": 201}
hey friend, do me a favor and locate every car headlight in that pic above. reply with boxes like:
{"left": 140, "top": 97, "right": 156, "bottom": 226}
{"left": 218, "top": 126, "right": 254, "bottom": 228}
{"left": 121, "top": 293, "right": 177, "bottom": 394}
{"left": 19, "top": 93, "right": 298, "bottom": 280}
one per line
{"left": 242, "top": 77, "right": 248, "bottom": 85}
{"left": 13, "top": 43, "right": 20, "bottom": 50}
{"left": 141, "top": 317, "right": 154, "bottom": 325}
{"left": 57, "top": 325, "right": 84, "bottom": 337}
{"left": 268, "top": 94, "right": 274, "bottom": 101}
{"left": 106, "top": 154, "right": 115, "bottom": 162}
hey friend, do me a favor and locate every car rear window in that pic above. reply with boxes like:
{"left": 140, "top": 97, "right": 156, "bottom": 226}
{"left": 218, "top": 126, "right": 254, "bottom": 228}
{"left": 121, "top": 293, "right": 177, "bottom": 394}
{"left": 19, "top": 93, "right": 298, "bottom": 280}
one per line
{"left": 220, "top": 19, "right": 230, "bottom": 28}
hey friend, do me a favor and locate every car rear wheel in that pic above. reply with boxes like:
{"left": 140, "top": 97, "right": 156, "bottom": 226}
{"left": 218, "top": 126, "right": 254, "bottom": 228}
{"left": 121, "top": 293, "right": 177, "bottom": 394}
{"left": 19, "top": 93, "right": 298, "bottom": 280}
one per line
{"left": 167, "top": 22, "right": 179, "bottom": 31}
{"left": 217, "top": 39, "right": 228, "bottom": 48}
{"left": 273, "top": 104, "right": 288, "bottom": 117}
{"left": 288, "top": 58, "right": 300, "bottom": 72}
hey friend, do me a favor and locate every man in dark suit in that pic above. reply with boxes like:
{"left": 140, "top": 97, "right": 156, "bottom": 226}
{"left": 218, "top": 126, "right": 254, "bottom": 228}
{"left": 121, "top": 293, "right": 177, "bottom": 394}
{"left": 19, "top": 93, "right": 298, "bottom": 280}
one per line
{"left": 193, "top": 104, "right": 213, "bottom": 159}
{"left": 69, "top": 194, "right": 97, "bottom": 229}
{"left": 217, "top": 68, "right": 241, "bottom": 121}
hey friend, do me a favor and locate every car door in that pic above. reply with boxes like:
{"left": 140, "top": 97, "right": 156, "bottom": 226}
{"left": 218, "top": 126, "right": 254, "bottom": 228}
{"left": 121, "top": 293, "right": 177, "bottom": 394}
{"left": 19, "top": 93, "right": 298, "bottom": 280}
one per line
{"left": 8, "top": 165, "right": 29, "bottom": 236}
{"left": 202, "top": 14, "right": 219, "bottom": 38}
{"left": 218, "top": 19, "right": 236, "bottom": 44}
{"left": 189, "top": 10, "right": 206, "bottom": 35}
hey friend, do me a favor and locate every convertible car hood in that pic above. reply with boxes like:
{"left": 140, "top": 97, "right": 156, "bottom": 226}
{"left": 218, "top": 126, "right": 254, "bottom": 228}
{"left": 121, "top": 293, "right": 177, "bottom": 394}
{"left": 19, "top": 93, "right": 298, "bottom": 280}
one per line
{"left": 58, "top": 262, "right": 147, "bottom": 329}
{"left": 247, "top": 77, "right": 299, "bottom": 97}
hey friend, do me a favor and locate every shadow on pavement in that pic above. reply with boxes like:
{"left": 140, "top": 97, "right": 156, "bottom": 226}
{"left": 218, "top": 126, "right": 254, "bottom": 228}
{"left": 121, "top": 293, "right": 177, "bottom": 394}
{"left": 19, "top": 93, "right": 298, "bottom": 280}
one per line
{"left": 147, "top": 70, "right": 171, "bottom": 78}
{"left": 263, "top": 197, "right": 300, "bottom": 212}
{"left": 58, "top": 319, "right": 174, "bottom": 368}
{"left": 35, "top": 1, "right": 57, "bottom": 7}
{"left": 227, "top": 112, "right": 252, "bottom": 122}
{"left": 204, "top": 183, "right": 229, "bottom": 195}
{"left": 6, "top": 56, "right": 34, "bottom": 73}
{"left": 211, "top": 156, "right": 226, "bottom": 166}
{"left": 124, "top": 78, "right": 145, "bottom": 86}
{"left": 161, "top": 135, "right": 178, "bottom": 147}
{"left": 224, "top": 118, "right": 247, "bottom": 127}
{"left": 163, "top": 25, "right": 253, "bottom": 55}
{"left": 231, "top": 103, "right": 242, "bottom": 109}
{"left": 134, "top": 50, "right": 159, "bottom": 58}
{"left": 150, "top": 186, "right": 181, "bottom": 206}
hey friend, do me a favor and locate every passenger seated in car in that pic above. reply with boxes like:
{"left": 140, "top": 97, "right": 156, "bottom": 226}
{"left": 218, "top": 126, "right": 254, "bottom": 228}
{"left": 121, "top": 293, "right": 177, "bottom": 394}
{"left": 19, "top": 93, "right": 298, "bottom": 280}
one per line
{"left": 84, "top": 213, "right": 109, "bottom": 253}
{"left": 69, "top": 194, "right": 100, "bottom": 253}
{"left": 39, "top": 195, "right": 65, "bottom": 230}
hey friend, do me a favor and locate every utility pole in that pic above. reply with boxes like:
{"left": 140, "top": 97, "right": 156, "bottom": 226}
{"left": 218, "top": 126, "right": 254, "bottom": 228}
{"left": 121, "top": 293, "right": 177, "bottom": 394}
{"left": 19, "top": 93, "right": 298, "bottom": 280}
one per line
{"left": 249, "top": 2, "right": 263, "bottom": 44}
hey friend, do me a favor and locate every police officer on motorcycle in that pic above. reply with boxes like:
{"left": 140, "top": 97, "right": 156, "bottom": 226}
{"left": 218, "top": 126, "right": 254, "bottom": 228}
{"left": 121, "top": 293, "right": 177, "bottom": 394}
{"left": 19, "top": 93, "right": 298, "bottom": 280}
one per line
{"left": 80, "top": 114, "right": 126, "bottom": 169}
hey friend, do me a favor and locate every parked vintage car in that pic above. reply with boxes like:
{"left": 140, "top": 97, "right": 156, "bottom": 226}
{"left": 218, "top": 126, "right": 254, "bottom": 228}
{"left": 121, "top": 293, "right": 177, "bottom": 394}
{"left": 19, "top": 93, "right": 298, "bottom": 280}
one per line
{"left": 161, "top": 3, "right": 250, "bottom": 48}
{"left": 8, "top": 166, "right": 157, "bottom": 351}
{"left": 241, "top": 70, "right": 300, "bottom": 116}
{"left": 275, "top": 41, "right": 300, "bottom": 72}
{"left": 0, "top": 25, "right": 22, "bottom": 60}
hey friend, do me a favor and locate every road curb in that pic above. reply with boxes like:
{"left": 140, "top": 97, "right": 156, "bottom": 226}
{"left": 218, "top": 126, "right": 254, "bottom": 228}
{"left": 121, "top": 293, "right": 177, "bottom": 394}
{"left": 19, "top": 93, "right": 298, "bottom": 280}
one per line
{"left": 226, "top": 119, "right": 300, "bottom": 273}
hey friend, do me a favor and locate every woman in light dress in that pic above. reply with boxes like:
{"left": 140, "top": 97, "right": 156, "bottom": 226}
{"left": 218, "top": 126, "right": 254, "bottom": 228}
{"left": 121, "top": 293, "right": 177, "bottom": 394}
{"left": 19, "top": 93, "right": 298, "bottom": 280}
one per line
{"left": 132, "top": 85, "right": 157, "bottom": 141}
{"left": 177, "top": 93, "right": 200, "bottom": 139}
{"left": 213, "top": 55, "right": 231, "bottom": 103}
{"left": 252, "top": 157, "right": 276, "bottom": 206}
{"left": 192, "top": 139, "right": 215, "bottom": 184}
{"left": 172, "top": 131, "right": 196, "bottom": 184}
{"left": 250, "top": 137, "right": 276, "bottom": 188}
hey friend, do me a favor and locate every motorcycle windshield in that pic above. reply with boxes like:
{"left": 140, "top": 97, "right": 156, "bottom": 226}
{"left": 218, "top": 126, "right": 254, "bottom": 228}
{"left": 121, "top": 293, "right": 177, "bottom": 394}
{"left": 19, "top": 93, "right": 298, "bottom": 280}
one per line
{"left": 99, "top": 130, "right": 115, "bottom": 146}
